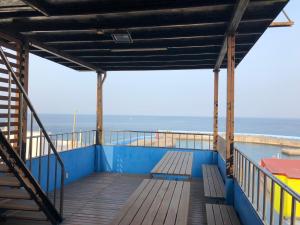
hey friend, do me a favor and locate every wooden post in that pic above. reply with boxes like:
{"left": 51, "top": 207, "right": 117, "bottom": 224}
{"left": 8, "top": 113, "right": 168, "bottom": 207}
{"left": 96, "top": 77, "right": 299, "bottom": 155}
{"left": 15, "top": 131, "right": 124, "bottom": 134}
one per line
{"left": 213, "top": 69, "right": 219, "bottom": 151}
{"left": 96, "top": 71, "right": 106, "bottom": 145}
{"left": 226, "top": 35, "right": 235, "bottom": 177}
{"left": 18, "top": 41, "right": 29, "bottom": 161}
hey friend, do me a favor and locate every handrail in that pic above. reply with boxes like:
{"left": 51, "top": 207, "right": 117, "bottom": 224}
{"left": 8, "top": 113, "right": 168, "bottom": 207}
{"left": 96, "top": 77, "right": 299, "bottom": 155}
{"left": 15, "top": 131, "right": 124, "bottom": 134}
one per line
{"left": 235, "top": 148, "right": 300, "bottom": 202}
{"left": 234, "top": 148, "right": 300, "bottom": 225}
{"left": 0, "top": 46, "right": 65, "bottom": 216}
{"left": 105, "top": 130, "right": 214, "bottom": 150}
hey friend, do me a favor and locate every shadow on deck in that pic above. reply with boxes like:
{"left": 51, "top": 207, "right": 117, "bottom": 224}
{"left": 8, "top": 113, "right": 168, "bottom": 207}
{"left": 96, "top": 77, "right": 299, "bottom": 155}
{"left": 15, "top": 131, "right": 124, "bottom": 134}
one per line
{"left": 3, "top": 173, "right": 218, "bottom": 225}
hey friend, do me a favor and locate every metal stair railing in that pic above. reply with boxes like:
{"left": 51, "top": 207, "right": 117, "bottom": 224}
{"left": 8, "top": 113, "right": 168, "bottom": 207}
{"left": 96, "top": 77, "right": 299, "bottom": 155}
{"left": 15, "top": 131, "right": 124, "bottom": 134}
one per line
{"left": 0, "top": 46, "right": 65, "bottom": 219}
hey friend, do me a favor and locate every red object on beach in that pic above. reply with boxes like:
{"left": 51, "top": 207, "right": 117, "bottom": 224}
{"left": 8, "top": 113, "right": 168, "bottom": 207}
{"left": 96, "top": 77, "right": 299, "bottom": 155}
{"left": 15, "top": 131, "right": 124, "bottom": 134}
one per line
{"left": 261, "top": 158, "right": 300, "bottom": 179}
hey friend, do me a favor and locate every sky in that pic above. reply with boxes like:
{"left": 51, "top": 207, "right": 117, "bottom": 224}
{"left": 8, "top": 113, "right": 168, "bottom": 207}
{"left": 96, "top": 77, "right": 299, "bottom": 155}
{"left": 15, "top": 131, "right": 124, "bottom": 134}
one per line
{"left": 28, "top": 1, "right": 300, "bottom": 118}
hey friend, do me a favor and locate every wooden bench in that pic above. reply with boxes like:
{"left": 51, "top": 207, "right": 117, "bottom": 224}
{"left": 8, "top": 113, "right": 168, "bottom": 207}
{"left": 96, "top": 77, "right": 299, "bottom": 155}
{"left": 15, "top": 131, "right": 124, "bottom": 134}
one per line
{"left": 202, "top": 165, "right": 225, "bottom": 198}
{"left": 151, "top": 151, "right": 193, "bottom": 179}
{"left": 110, "top": 179, "right": 190, "bottom": 225}
{"left": 206, "top": 204, "right": 241, "bottom": 225}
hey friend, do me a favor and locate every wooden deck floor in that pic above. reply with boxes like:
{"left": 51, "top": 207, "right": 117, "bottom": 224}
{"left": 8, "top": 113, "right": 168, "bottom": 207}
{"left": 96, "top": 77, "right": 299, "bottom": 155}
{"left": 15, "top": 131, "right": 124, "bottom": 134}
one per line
{"left": 2, "top": 173, "right": 220, "bottom": 225}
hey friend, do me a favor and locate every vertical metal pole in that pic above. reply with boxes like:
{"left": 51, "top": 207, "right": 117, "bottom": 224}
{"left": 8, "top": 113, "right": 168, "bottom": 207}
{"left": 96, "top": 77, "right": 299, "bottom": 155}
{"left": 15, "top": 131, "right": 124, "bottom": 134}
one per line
{"left": 213, "top": 69, "right": 219, "bottom": 151}
{"left": 226, "top": 34, "right": 235, "bottom": 177}
{"left": 96, "top": 71, "right": 106, "bottom": 145}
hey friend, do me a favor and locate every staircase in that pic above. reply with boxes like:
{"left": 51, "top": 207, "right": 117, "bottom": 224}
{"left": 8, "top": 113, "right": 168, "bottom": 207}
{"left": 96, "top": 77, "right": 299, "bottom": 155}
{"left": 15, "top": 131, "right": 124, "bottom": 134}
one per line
{"left": 0, "top": 35, "right": 65, "bottom": 224}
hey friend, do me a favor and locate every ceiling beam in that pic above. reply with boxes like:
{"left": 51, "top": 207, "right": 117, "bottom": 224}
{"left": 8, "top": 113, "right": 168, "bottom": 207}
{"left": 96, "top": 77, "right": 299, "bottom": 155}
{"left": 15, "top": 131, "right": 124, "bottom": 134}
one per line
{"left": 20, "top": 0, "right": 49, "bottom": 16}
{"left": 214, "top": 0, "right": 249, "bottom": 70}
{"left": 29, "top": 39, "right": 103, "bottom": 72}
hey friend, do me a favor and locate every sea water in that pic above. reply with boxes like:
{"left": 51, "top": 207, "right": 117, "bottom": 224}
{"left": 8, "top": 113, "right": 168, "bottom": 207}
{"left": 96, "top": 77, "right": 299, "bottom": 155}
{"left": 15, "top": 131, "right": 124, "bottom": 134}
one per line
{"left": 34, "top": 114, "right": 300, "bottom": 162}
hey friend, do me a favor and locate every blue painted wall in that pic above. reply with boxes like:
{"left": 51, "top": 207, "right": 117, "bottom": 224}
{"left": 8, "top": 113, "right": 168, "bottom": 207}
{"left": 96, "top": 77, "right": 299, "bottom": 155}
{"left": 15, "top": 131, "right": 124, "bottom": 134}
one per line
{"left": 97, "top": 145, "right": 215, "bottom": 178}
{"left": 217, "top": 153, "right": 263, "bottom": 225}
{"left": 29, "top": 146, "right": 95, "bottom": 192}
{"left": 234, "top": 181, "right": 264, "bottom": 225}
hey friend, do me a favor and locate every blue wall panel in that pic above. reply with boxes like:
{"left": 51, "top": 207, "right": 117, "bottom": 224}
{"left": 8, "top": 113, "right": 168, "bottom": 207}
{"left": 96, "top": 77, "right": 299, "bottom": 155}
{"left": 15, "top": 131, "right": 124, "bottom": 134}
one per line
{"left": 29, "top": 146, "right": 96, "bottom": 192}
{"left": 98, "top": 145, "right": 215, "bottom": 178}
{"left": 234, "top": 181, "right": 264, "bottom": 225}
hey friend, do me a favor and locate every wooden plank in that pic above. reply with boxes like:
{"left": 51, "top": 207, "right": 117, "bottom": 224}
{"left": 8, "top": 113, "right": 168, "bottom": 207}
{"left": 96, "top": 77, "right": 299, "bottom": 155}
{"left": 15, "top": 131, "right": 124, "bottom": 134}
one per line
{"left": 118, "top": 180, "right": 157, "bottom": 225}
{"left": 164, "top": 181, "right": 183, "bottom": 225}
{"left": 202, "top": 165, "right": 225, "bottom": 198}
{"left": 203, "top": 166, "right": 210, "bottom": 196}
{"left": 206, "top": 204, "right": 216, "bottom": 225}
{"left": 178, "top": 152, "right": 189, "bottom": 175}
{"left": 0, "top": 105, "right": 19, "bottom": 110}
{"left": 185, "top": 153, "right": 193, "bottom": 176}
{"left": 174, "top": 152, "right": 185, "bottom": 175}
{"left": 141, "top": 180, "right": 170, "bottom": 225}
{"left": 0, "top": 68, "right": 19, "bottom": 76}
{"left": 207, "top": 167, "right": 217, "bottom": 197}
{"left": 212, "top": 167, "right": 225, "bottom": 197}
{"left": 175, "top": 182, "right": 190, "bottom": 225}
{"left": 153, "top": 181, "right": 176, "bottom": 225}
{"left": 212, "top": 204, "right": 224, "bottom": 225}
{"left": 151, "top": 152, "right": 171, "bottom": 173}
{"left": 0, "top": 113, "right": 19, "bottom": 118}
{"left": 152, "top": 152, "right": 171, "bottom": 173}
{"left": 158, "top": 152, "right": 176, "bottom": 174}
{"left": 152, "top": 151, "right": 193, "bottom": 177}
{"left": 0, "top": 95, "right": 19, "bottom": 101}
{"left": 167, "top": 152, "right": 181, "bottom": 174}
{"left": 130, "top": 179, "right": 164, "bottom": 225}
{"left": 110, "top": 179, "right": 152, "bottom": 225}
{"left": 0, "top": 122, "right": 19, "bottom": 127}
{"left": 206, "top": 204, "right": 241, "bottom": 225}
{"left": 219, "top": 205, "right": 231, "bottom": 225}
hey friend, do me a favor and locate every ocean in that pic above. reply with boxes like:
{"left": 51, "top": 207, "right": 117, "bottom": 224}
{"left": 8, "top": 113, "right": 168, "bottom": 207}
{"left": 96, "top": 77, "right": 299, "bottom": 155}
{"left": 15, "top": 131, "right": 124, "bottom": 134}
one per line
{"left": 38, "top": 114, "right": 300, "bottom": 137}
{"left": 37, "top": 114, "right": 300, "bottom": 162}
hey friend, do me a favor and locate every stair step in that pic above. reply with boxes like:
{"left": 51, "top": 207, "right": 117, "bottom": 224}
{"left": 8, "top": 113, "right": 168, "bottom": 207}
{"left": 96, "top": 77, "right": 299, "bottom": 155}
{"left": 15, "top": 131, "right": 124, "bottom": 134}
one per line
{"left": 0, "top": 163, "right": 10, "bottom": 172}
{"left": 0, "top": 200, "right": 40, "bottom": 211}
{"left": 0, "top": 176, "right": 20, "bottom": 187}
{"left": 3, "top": 210, "right": 47, "bottom": 221}
{"left": 0, "top": 187, "right": 31, "bottom": 199}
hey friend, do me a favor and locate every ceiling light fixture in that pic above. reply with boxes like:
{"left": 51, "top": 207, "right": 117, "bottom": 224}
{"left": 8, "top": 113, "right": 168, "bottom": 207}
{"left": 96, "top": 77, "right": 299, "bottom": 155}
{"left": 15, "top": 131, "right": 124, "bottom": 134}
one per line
{"left": 112, "top": 32, "right": 133, "bottom": 43}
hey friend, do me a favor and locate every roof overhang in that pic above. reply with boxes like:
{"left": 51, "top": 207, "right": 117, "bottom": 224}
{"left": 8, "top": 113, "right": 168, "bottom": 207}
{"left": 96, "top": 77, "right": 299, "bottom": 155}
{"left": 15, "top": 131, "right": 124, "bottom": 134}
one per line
{"left": 0, "top": 0, "right": 289, "bottom": 71}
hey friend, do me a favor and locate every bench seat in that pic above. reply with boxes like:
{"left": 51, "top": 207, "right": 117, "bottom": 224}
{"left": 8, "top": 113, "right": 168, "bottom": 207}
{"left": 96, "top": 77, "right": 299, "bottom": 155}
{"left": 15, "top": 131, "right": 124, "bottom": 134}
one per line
{"left": 151, "top": 151, "right": 193, "bottom": 179}
{"left": 202, "top": 165, "right": 225, "bottom": 198}
{"left": 206, "top": 204, "right": 241, "bottom": 225}
{"left": 110, "top": 179, "right": 190, "bottom": 225}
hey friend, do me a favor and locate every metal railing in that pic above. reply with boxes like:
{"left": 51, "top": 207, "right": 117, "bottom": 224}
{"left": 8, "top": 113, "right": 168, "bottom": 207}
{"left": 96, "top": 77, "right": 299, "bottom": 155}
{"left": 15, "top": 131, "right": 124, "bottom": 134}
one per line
{"left": 234, "top": 148, "right": 300, "bottom": 225}
{"left": 104, "top": 130, "right": 214, "bottom": 150}
{"left": 25, "top": 130, "right": 97, "bottom": 158}
{"left": 0, "top": 47, "right": 65, "bottom": 217}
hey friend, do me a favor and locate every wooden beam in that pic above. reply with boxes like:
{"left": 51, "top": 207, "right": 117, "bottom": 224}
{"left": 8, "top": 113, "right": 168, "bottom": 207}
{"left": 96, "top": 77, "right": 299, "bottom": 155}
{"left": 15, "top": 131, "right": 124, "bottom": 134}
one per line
{"left": 226, "top": 35, "right": 235, "bottom": 177}
{"left": 214, "top": 0, "right": 249, "bottom": 70}
{"left": 29, "top": 39, "right": 102, "bottom": 72}
{"left": 18, "top": 41, "right": 29, "bottom": 161}
{"left": 213, "top": 69, "right": 219, "bottom": 151}
{"left": 20, "top": 0, "right": 49, "bottom": 16}
{"left": 96, "top": 72, "right": 107, "bottom": 145}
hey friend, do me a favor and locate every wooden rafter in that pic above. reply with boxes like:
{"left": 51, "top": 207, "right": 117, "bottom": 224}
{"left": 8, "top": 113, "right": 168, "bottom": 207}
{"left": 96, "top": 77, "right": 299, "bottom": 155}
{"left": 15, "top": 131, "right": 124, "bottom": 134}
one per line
{"left": 214, "top": 0, "right": 249, "bottom": 70}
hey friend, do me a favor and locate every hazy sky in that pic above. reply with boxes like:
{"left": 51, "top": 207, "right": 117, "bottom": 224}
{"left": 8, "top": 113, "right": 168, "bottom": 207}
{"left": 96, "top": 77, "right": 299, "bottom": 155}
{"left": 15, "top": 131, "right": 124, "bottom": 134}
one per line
{"left": 29, "top": 1, "right": 300, "bottom": 118}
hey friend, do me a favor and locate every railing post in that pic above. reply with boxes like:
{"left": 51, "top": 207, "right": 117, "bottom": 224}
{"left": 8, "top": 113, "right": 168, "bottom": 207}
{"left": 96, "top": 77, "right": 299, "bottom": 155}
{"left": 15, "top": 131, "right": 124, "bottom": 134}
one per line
{"left": 213, "top": 69, "right": 219, "bottom": 151}
{"left": 96, "top": 71, "right": 107, "bottom": 145}
{"left": 226, "top": 34, "right": 235, "bottom": 177}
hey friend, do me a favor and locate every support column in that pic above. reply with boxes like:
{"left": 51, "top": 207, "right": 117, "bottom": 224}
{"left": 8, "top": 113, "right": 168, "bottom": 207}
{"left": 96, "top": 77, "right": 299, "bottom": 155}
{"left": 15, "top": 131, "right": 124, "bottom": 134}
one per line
{"left": 96, "top": 71, "right": 107, "bottom": 145}
{"left": 213, "top": 69, "right": 219, "bottom": 151}
{"left": 226, "top": 35, "right": 235, "bottom": 177}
